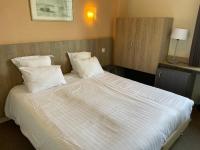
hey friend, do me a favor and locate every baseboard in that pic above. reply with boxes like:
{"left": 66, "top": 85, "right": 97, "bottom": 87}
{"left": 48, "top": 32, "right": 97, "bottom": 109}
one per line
{"left": 0, "top": 117, "right": 10, "bottom": 123}
{"left": 195, "top": 105, "right": 200, "bottom": 111}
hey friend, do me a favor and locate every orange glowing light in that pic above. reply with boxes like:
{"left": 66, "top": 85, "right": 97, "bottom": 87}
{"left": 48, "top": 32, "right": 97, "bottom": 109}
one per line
{"left": 84, "top": 3, "right": 97, "bottom": 25}
{"left": 87, "top": 11, "right": 95, "bottom": 19}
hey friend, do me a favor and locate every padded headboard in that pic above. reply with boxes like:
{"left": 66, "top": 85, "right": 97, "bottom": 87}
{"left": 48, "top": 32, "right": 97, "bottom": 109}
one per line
{"left": 0, "top": 37, "right": 112, "bottom": 118}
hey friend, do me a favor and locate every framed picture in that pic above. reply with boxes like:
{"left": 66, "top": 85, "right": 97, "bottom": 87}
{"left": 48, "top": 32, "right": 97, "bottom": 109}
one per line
{"left": 30, "top": 0, "right": 73, "bottom": 21}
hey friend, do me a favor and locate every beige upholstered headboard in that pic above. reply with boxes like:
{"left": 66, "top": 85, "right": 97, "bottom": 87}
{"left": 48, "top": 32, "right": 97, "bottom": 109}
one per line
{"left": 0, "top": 37, "right": 112, "bottom": 118}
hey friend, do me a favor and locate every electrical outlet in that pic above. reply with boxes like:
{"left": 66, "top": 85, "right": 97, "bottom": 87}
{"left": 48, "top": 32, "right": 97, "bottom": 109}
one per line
{"left": 102, "top": 48, "right": 106, "bottom": 53}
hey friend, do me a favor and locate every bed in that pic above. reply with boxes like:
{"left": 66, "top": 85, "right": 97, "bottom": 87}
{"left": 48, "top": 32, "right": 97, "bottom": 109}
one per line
{"left": 5, "top": 71, "right": 193, "bottom": 150}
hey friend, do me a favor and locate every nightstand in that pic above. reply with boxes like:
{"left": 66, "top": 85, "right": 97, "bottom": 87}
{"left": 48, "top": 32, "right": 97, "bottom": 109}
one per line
{"left": 155, "top": 61, "right": 200, "bottom": 104}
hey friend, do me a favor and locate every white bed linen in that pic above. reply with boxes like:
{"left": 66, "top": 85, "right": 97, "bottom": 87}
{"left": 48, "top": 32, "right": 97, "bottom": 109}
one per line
{"left": 5, "top": 72, "right": 194, "bottom": 150}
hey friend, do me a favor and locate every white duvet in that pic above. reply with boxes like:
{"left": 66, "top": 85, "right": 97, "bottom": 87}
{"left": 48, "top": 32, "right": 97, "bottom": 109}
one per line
{"left": 5, "top": 72, "right": 194, "bottom": 150}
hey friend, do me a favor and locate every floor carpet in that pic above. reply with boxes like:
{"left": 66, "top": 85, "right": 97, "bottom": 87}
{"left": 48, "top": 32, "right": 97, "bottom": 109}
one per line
{"left": 0, "top": 109, "right": 199, "bottom": 150}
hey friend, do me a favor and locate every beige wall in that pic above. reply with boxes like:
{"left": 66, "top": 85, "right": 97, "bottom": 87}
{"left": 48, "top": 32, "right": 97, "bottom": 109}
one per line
{"left": 1, "top": 0, "right": 198, "bottom": 58}
{"left": 0, "top": 0, "right": 116, "bottom": 45}
{"left": 117, "top": 0, "right": 200, "bottom": 58}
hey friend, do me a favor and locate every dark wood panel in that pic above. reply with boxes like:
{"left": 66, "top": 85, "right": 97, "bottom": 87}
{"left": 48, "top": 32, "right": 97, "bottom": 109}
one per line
{"left": 159, "top": 62, "right": 200, "bottom": 103}
{"left": 103, "top": 65, "right": 155, "bottom": 86}
{"left": 155, "top": 67, "right": 195, "bottom": 98}
{"left": 0, "top": 37, "right": 113, "bottom": 118}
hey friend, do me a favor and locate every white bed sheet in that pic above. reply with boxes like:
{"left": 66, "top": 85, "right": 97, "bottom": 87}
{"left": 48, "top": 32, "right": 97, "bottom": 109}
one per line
{"left": 5, "top": 72, "right": 194, "bottom": 150}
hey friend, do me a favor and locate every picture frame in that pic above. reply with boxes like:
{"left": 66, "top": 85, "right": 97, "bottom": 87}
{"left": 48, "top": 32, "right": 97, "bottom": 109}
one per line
{"left": 30, "top": 0, "right": 73, "bottom": 21}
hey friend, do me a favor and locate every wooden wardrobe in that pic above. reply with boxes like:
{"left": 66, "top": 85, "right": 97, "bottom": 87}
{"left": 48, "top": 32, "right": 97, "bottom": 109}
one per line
{"left": 113, "top": 17, "right": 173, "bottom": 74}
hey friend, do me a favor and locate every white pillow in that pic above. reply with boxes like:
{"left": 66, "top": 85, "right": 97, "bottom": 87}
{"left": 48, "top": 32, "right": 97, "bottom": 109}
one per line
{"left": 19, "top": 65, "right": 66, "bottom": 93}
{"left": 11, "top": 55, "right": 52, "bottom": 68}
{"left": 68, "top": 51, "right": 91, "bottom": 60}
{"left": 67, "top": 52, "right": 91, "bottom": 72}
{"left": 74, "top": 57, "right": 104, "bottom": 78}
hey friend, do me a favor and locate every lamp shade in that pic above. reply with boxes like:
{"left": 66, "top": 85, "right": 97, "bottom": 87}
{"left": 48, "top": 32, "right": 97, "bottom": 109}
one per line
{"left": 171, "top": 28, "right": 188, "bottom": 40}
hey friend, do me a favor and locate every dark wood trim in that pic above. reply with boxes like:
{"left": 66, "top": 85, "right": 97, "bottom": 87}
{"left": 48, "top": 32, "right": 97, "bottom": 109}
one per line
{"left": 159, "top": 63, "right": 200, "bottom": 74}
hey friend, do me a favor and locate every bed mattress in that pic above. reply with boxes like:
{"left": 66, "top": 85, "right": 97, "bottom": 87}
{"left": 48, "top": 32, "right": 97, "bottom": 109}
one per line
{"left": 5, "top": 72, "right": 194, "bottom": 150}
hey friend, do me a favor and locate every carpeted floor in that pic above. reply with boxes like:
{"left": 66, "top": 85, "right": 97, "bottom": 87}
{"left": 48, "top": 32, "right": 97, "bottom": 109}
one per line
{"left": 0, "top": 109, "right": 200, "bottom": 150}
{"left": 170, "top": 108, "right": 200, "bottom": 150}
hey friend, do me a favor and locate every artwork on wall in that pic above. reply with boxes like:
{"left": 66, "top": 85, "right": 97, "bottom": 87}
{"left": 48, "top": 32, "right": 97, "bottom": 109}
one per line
{"left": 30, "top": 0, "right": 73, "bottom": 21}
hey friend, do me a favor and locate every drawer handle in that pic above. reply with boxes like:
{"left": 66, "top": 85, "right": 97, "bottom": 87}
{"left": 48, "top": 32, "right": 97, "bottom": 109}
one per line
{"left": 159, "top": 72, "right": 162, "bottom": 78}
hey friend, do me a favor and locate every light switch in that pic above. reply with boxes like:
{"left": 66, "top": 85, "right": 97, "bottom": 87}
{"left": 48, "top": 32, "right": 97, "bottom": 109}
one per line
{"left": 102, "top": 48, "right": 106, "bottom": 53}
